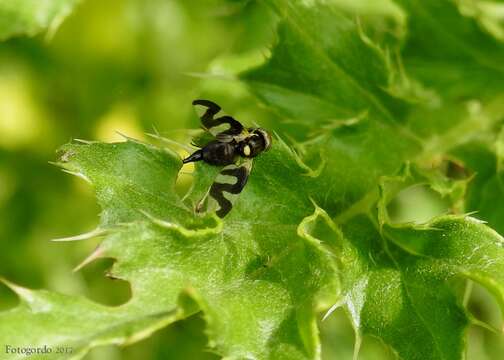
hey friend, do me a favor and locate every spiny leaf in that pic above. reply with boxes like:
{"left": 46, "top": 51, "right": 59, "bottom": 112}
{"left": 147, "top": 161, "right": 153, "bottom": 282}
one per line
{"left": 57, "top": 140, "right": 186, "bottom": 226}
{"left": 396, "top": 0, "right": 504, "bottom": 99}
{"left": 1, "top": 139, "right": 339, "bottom": 360}
{"left": 0, "top": 278, "right": 183, "bottom": 359}
{"left": 452, "top": 135, "right": 504, "bottom": 236}
{"left": 242, "top": 0, "right": 422, "bottom": 215}
{"left": 337, "top": 212, "right": 504, "bottom": 360}
{"left": 241, "top": 0, "right": 504, "bottom": 359}
{"left": 2, "top": 0, "right": 504, "bottom": 359}
{"left": 242, "top": 0, "right": 407, "bottom": 125}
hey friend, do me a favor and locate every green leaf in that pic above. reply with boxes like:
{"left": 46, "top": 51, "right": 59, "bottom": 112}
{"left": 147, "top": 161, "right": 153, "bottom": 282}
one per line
{"left": 0, "top": 0, "right": 80, "bottom": 40}
{"left": 241, "top": 0, "right": 422, "bottom": 214}
{"left": 242, "top": 0, "right": 407, "bottom": 125}
{"left": 452, "top": 129, "right": 504, "bottom": 235}
{"left": 2, "top": 1, "right": 504, "bottom": 359}
{"left": 337, "top": 213, "right": 504, "bottom": 360}
{"left": 1, "top": 138, "right": 339, "bottom": 359}
{"left": 240, "top": 0, "right": 504, "bottom": 359}
{"left": 395, "top": 0, "right": 504, "bottom": 100}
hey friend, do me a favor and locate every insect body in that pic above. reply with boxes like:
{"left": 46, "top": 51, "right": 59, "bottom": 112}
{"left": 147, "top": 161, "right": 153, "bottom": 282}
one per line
{"left": 183, "top": 99, "right": 272, "bottom": 217}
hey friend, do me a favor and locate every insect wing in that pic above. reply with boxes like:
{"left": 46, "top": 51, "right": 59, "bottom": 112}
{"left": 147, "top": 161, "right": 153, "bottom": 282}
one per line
{"left": 215, "top": 132, "right": 236, "bottom": 143}
{"left": 190, "top": 130, "right": 215, "bottom": 148}
{"left": 196, "top": 159, "right": 253, "bottom": 218}
{"left": 192, "top": 99, "right": 244, "bottom": 138}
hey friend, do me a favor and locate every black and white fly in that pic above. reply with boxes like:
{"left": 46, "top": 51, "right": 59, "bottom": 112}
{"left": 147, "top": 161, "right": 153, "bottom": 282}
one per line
{"left": 183, "top": 100, "right": 272, "bottom": 217}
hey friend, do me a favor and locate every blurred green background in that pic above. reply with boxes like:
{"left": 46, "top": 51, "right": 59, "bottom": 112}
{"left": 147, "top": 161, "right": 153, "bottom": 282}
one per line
{"left": 0, "top": 0, "right": 501, "bottom": 359}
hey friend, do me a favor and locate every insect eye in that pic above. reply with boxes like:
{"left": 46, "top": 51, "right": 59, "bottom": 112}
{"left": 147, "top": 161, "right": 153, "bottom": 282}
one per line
{"left": 252, "top": 128, "right": 272, "bottom": 151}
{"left": 246, "top": 138, "right": 265, "bottom": 157}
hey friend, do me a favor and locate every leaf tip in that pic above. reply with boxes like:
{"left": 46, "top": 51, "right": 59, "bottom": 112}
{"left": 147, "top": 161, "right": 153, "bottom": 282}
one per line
{"left": 146, "top": 132, "right": 194, "bottom": 153}
{"left": 72, "top": 138, "right": 94, "bottom": 144}
{"left": 51, "top": 228, "right": 106, "bottom": 242}
{"left": 467, "top": 313, "right": 501, "bottom": 334}
{"left": 322, "top": 298, "right": 346, "bottom": 321}
{"left": 0, "top": 278, "right": 35, "bottom": 302}
{"left": 60, "top": 169, "right": 92, "bottom": 184}
{"left": 73, "top": 246, "right": 105, "bottom": 272}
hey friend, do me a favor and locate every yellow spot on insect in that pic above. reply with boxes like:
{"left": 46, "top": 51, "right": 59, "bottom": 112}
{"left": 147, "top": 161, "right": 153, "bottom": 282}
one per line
{"left": 244, "top": 145, "right": 251, "bottom": 156}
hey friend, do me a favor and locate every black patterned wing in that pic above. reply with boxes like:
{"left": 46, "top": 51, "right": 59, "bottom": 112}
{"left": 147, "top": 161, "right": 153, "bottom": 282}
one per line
{"left": 196, "top": 159, "right": 253, "bottom": 218}
{"left": 192, "top": 99, "right": 244, "bottom": 140}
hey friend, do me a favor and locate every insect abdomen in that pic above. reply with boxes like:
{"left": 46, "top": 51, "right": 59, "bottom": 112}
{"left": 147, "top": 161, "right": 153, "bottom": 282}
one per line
{"left": 202, "top": 141, "right": 236, "bottom": 166}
